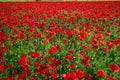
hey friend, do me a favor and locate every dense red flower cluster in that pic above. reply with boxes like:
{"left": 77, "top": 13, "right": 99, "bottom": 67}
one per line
{"left": 62, "top": 69, "right": 85, "bottom": 80}
{"left": 17, "top": 54, "right": 28, "bottom": 64}
{"left": 0, "top": 2, "right": 120, "bottom": 80}
{"left": 48, "top": 43, "right": 61, "bottom": 54}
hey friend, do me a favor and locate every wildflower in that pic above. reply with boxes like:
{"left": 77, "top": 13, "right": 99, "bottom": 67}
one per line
{"left": 0, "top": 58, "right": 6, "bottom": 63}
{"left": 76, "top": 69, "right": 84, "bottom": 78}
{"left": 68, "top": 49, "right": 73, "bottom": 54}
{"left": 43, "top": 68, "right": 49, "bottom": 76}
{"left": 34, "top": 61, "right": 41, "bottom": 67}
{"left": 109, "top": 64, "right": 119, "bottom": 72}
{"left": 49, "top": 59, "right": 61, "bottom": 68}
{"left": 0, "top": 64, "right": 5, "bottom": 72}
{"left": 64, "top": 71, "right": 77, "bottom": 80}
{"left": 31, "top": 76, "right": 35, "bottom": 80}
{"left": 17, "top": 55, "right": 28, "bottom": 64}
{"left": 102, "top": 48, "right": 108, "bottom": 53}
{"left": 80, "top": 51, "right": 86, "bottom": 55}
{"left": 28, "top": 51, "right": 40, "bottom": 58}
{"left": 51, "top": 70, "right": 58, "bottom": 79}
{"left": 106, "top": 75, "right": 114, "bottom": 80}
{"left": 106, "top": 42, "right": 113, "bottom": 49}
{"left": 96, "top": 70, "right": 105, "bottom": 77}
{"left": 81, "top": 44, "right": 89, "bottom": 50}
{"left": 48, "top": 47, "right": 57, "bottom": 54}
{"left": 42, "top": 38, "right": 48, "bottom": 43}
{"left": 65, "top": 54, "right": 73, "bottom": 60}
{"left": 18, "top": 71, "right": 27, "bottom": 79}
{"left": 69, "top": 63, "right": 75, "bottom": 68}
{"left": 63, "top": 39, "right": 69, "bottom": 44}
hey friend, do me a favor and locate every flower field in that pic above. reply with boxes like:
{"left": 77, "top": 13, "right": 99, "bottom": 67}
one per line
{"left": 0, "top": 2, "right": 120, "bottom": 80}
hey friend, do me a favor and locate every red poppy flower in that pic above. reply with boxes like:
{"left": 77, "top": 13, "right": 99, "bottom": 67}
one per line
{"left": 17, "top": 56, "right": 28, "bottom": 64}
{"left": 47, "top": 57, "right": 53, "bottom": 61}
{"left": 34, "top": 61, "right": 41, "bottom": 67}
{"left": 30, "top": 32, "right": 42, "bottom": 37}
{"left": 48, "top": 47, "right": 57, "bottom": 54}
{"left": 20, "top": 63, "right": 29, "bottom": 70}
{"left": 3, "top": 46, "right": 9, "bottom": 51}
{"left": 76, "top": 69, "right": 84, "bottom": 78}
{"left": 49, "top": 59, "right": 61, "bottom": 68}
{"left": 51, "top": 70, "right": 58, "bottom": 79}
{"left": 96, "top": 70, "right": 105, "bottom": 77}
{"left": 105, "top": 29, "right": 111, "bottom": 36}
{"left": 0, "top": 64, "right": 5, "bottom": 72}
{"left": 106, "top": 75, "right": 114, "bottom": 80}
{"left": 28, "top": 51, "right": 40, "bottom": 58}
{"left": 21, "top": 53, "right": 26, "bottom": 57}
{"left": 83, "top": 61, "right": 91, "bottom": 67}
{"left": 99, "top": 39, "right": 104, "bottom": 45}
{"left": 81, "top": 56, "right": 90, "bottom": 63}
{"left": 61, "top": 74, "right": 66, "bottom": 79}
{"left": 102, "top": 48, "right": 108, "bottom": 53}
{"left": 0, "top": 58, "right": 6, "bottom": 63}
{"left": 31, "top": 76, "right": 35, "bottom": 80}
{"left": 81, "top": 44, "right": 89, "bottom": 50}
{"left": 42, "top": 68, "right": 49, "bottom": 76}
{"left": 65, "top": 54, "right": 73, "bottom": 60}
{"left": 63, "top": 39, "right": 69, "bottom": 44}
{"left": 85, "top": 73, "right": 94, "bottom": 80}
{"left": 96, "top": 33, "right": 102, "bottom": 39}
{"left": 56, "top": 45, "right": 61, "bottom": 50}
{"left": 92, "top": 44, "right": 98, "bottom": 49}
{"left": 65, "top": 71, "right": 77, "bottom": 80}
{"left": 106, "top": 42, "right": 114, "bottom": 49}
{"left": 81, "top": 31, "right": 87, "bottom": 39}
{"left": 18, "top": 71, "right": 27, "bottom": 79}
{"left": 109, "top": 64, "right": 119, "bottom": 72}
{"left": 27, "top": 27, "right": 35, "bottom": 32}
{"left": 42, "top": 38, "right": 48, "bottom": 43}
{"left": 35, "top": 67, "right": 42, "bottom": 74}
{"left": 80, "top": 51, "right": 86, "bottom": 55}
{"left": 66, "top": 30, "right": 73, "bottom": 36}
{"left": 68, "top": 49, "right": 73, "bottom": 54}
{"left": 78, "top": 35, "right": 83, "bottom": 42}
{"left": 69, "top": 63, "right": 75, "bottom": 68}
